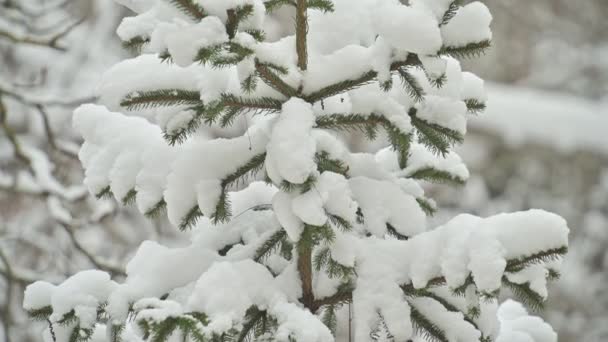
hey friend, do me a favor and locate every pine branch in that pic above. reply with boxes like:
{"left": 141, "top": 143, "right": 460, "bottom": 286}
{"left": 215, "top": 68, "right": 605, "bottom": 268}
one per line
{"left": 236, "top": 307, "right": 269, "bottom": 342}
{"left": 409, "top": 110, "right": 463, "bottom": 156}
{"left": 194, "top": 44, "right": 223, "bottom": 65}
{"left": 313, "top": 246, "right": 355, "bottom": 279}
{"left": 244, "top": 29, "right": 266, "bottom": 42}
{"left": 320, "top": 305, "right": 338, "bottom": 335}
{"left": 226, "top": 5, "right": 255, "bottom": 39}
{"left": 166, "top": 0, "right": 205, "bottom": 20}
{"left": 218, "top": 94, "right": 283, "bottom": 127}
{"left": 402, "top": 287, "right": 479, "bottom": 331}
{"left": 145, "top": 200, "right": 167, "bottom": 219}
{"left": 304, "top": 56, "right": 421, "bottom": 103}
{"left": 255, "top": 60, "right": 298, "bottom": 98}
{"left": 202, "top": 153, "right": 268, "bottom": 224}
{"left": 95, "top": 186, "right": 113, "bottom": 200}
{"left": 398, "top": 68, "right": 425, "bottom": 103}
{"left": 308, "top": 0, "right": 334, "bottom": 12}
{"left": 502, "top": 277, "right": 545, "bottom": 312}
{"left": 279, "top": 175, "right": 317, "bottom": 194}
{"left": 316, "top": 113, "right": 411, "bottom": 167}
{"left": 408, "top": 304, "right": 449, "bottom": 342}
{"left": 439, "top": 40, "right": 491, "bottom": 59}
{"left": 416, "top": 197, "right": 437, "bottom": 216}
{"left": 386, "top": 223, "right": 409, "bottom": 240}
{"left": 164, "top": 105, "right": 205, "bottom": 145}
{"left": 178, "top": 206, "right": 203, "bottom": 231}
{"left": 122, "top": 36, "right": 150, "bottom": 54}
{"left": 440, "top": 0, "right": 461, "bottom": 26}
{"left": 408, "top": 167, "right": 466, "bottom": 185}
{"left": 108, "top": 324, "right": 124, "bottom": 342}
{"left": 26, "top": 306, "right": 53, "bottom": 321}
{"left": 120, "top": 89, "right": 202, "bottom": 111}
{"left": 504, "top": 246, "right": 568, "bottom": 273}
{"left": 254, "top": 229, "right": 288, "bottom": 262}
{"left": 305, "top": 70, "right": 376, "bottom": 103}
{"left": 313, "top": 282, "right": 354, "bottom": 308}
{"left": 327, "top": 213, "right": 352, "bottom": 231}
{"left": 121, "top": 188, "right": 137, "bottom": 206}
{"left": 315, "top": 151, "right": 349, "bottom": 176}
{"left": 464, "top": 99, "right": 486, "bottom": 114}
{"left": 264, "top": 0, "right": 295, "bottom": 13}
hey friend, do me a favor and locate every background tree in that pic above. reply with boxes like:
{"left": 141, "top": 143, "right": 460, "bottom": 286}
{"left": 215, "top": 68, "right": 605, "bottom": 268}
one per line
{"left": 0, "top": 2, "right": 169, "bottom": 341}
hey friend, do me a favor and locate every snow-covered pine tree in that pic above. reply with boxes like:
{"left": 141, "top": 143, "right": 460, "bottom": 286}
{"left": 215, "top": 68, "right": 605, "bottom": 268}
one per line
{"left": 23, "top": 0, "right": 569, "bottom": 341}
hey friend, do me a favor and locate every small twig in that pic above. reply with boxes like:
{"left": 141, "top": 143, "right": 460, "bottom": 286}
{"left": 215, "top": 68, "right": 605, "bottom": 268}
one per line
{"left": 0, "top": 94, "right": 33, "bottom": 172}
{"left": 35, "top": 104, "right": 56, "bottom": 149}
{"left": 0, "top": 17, "right": 85, "bottom": 51}
{"left": 0, "top": 85, "right": 96, "bottom": 108}
{"left": 58, "top": 222, "right": 126, "bottom": 278}
{"left": 0, "top": 248, "right": 13, "bottom": 342}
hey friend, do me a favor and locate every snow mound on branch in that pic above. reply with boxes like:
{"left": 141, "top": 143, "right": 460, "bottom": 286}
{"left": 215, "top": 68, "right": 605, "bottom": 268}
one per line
{"left": 496, "top": 300, "right": 557, "bottom": 342}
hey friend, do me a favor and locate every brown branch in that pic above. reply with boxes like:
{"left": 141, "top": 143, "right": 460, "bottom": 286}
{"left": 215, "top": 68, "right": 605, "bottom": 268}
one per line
{"left": 298, "top": 244, "right": 315, "bottom": 311}
{"left": 295, "top": 0, "right": 308, "bottom": 71}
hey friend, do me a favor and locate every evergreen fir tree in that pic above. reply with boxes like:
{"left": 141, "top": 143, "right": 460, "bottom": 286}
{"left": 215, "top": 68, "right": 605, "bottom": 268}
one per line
{"left": 23, "top": 0, "right": 569, "bottom": 341}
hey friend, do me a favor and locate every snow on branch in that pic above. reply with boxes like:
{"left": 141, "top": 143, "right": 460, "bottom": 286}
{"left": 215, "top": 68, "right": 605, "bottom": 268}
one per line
{"left": 23, "top": 0, "right": 569, "bottom": 341}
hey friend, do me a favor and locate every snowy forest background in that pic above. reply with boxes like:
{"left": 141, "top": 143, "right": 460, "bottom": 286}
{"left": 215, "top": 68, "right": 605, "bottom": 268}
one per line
{"left": 0, "top": 0, "right": 606, "bottom": 341}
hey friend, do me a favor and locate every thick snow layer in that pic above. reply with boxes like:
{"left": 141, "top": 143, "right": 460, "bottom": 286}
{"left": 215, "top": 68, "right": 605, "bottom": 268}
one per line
{"left": 23, "top": 271, "right": 117, "bottom": 327}
{"left": 266, "top": 98, "right": 316, "bottom": 184}
{"left": 373, "top": 3, "right": 442, "bottom": 55}
{"left": 349, "top": 177, "right": 426, "bottom": 237}
{"left": 440, "top": 2, "right": 492, "bottom": 47}
{"left": 496, "top": 300, "right": 557, "bottom": 342}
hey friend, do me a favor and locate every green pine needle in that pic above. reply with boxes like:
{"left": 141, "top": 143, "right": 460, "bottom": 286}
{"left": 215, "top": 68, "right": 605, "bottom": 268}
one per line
{"left": 178, "top": 206, "right": 203, "bottom": 231}
{"left": 398, "top": 68, "right": 425, "bottom": 103}
{"left": 504, "top": 246, "right": 568, "bottom": 273}
{"left": 464, "top": 99, "right": 486, "bottom": 114}
{"left": 315, "top": 151, "right": 349, "bottom": 176}
{"left": 308, "top": 0, "right": 334, "bottom": 13}
{"left": 122, "top": 36, "right": 150, "bottom": 54}
{"left": 166, "top": 0, "right": 205, "bottom": 20}
{"left": 440, "top": 0, "right": 461, "bottom": 26}
{"left": 320, "top": 305, "right": 338, "bottom": 335}
{"left": 416, "top": 197, "right": 437, "bottom": 216}
{"left": 121, "top": 89, "right": 202, "bottom": 111}
{"left": 264, "top": 0, "right": 295, "bottom": 13}
{"left": 502, "top": 277, "right": 545, "bottom": 312}
{"left": 254, "top": 229, "right": 288, "bottom": 262}
{"left": 121, "top": 188, "right": 137, "bottom": 206}
{"left": 145, "top": 200, "right": 167, "bottom": 219}
{"left": 386, "top": 223, "right": 409, "bottom": 240}
{"left": 409, "top": 304, "right": 449, "bottom": 342}
{"left": 26, "top": 306, "right": 53, "bottom": 321}
{"left": 410, "top": 111, "right": 464, "bottom": 156}
{"left": 439, "top": 40, "right": 492, "bottom": 59}
{"left": 408, "top": 167, "right": 466, "bottom": 185}
{"left": 95, "top": 186, "right": 113, "bottom": 200}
